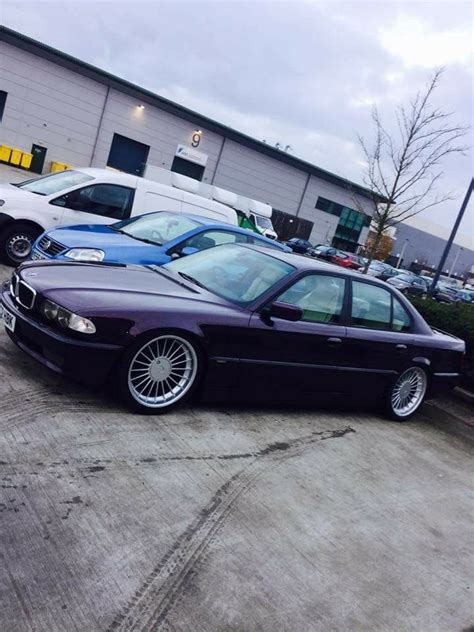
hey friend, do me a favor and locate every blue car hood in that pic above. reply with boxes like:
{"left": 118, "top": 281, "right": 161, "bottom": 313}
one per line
{"left": 48, "top": 224, "right": 144, "bottom": 248}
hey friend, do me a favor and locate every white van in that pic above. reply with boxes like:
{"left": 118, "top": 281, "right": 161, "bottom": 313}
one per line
{"left": 0, "top": 168, "right": 238, "bottom": 265}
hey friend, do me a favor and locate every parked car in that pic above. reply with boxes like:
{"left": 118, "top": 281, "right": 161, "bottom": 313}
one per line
{"left": 284, "top": 238, "right": 315, "bottom": 255}
{"left": 0, "top": 168, "right": 238, "bottom": 266}
{"left": 413, "top": 276, "right": 455, "bottom": 303}
{"left": 30, "top": 211, "right": 289, "bottom": 265}
{"left": 1, "top": 244, "right": 464, "bottom": 421}
{"left": 312, "top": 246, "right": 354, "bottom": 268}
{"left": 386, "top": 273, "right": 428, "bottom": 298}
{"left": 367, "top": 262, "right": 401, "bottom": 281}
{"left": 345, "top": 253, "right": 367, "bottom": 269}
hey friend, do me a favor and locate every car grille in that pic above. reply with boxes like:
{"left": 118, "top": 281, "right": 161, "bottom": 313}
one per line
{"left": 10, "top": 272, "right": 37, "bottom": 310}
{"left": 38, "top": 236, "right": 66, "bottom": 256}
{"left": 31, "top": 249, "right": 48, "bottom": 261}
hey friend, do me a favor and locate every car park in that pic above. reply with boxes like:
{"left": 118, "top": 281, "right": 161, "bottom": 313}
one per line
{"left": 386, "top": 273, "right": 428, "bottom": 298}
{"left": 284, "top": 237, "right": 315, "bottom": 255}
{"left": 30, "top": 211, "right": 288, "bottom": 264}
{"left": 312, "top": 245, "right": 355, "bottom": 268}
{"left": 366, "top": 262, "right": 401, "bottom": 281}
{"left": 1, "top": 244, "right": 465, "bottom": 421}
{"left": 0, "top": 168, "right": 238, "bottom": 266}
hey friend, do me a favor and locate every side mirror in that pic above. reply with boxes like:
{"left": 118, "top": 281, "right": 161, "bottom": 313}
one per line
{"left": 172, "top": 246, "right": 199, "bottom": 259}
{"left": 266, "top": 301, "right": 303, "bottom": 322}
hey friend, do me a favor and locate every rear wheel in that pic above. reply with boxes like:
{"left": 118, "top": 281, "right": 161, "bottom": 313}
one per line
{"left": 118, "top": 332, "right": 201, "bottom": 413}
{"left": 385, "top": 366, "right": 428, "bottom": 421}
{"left": 0, "top": 223, "right": 42, "bottom": 266}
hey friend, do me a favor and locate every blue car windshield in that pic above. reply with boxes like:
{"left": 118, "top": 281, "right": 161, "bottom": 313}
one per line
{"left": 165, "top": 244, "right": 295, "bottom": 305}
{"left": 113, "top": 212, "right": 201, "bottom": 246}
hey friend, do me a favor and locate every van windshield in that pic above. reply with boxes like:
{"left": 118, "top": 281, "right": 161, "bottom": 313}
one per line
{"left": 16, "top": 170, "right": 94, "bottom": 195}
{"left": 254, "top": 215, "right": 273, "bottom": 230}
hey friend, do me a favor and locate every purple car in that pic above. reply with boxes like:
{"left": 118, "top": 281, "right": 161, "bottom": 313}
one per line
{"left": 1, "top": 244, "right": 465, "bottom": 420}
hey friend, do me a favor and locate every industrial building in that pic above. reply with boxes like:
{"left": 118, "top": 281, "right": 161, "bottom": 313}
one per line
{"left": 0, "top": 26, "right": 378, "bottom": 250}
{"left": 390, "top": 215, "right": 474, "bottom": 280}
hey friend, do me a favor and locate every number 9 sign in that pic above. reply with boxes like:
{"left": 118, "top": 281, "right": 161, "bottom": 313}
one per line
{"left": 191, "top": 132, "right": 201, "bottom": 148}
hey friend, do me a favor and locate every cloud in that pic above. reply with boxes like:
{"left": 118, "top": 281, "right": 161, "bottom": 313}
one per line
{"left": 2, "top": 0, "right": 472, "bottom": 237}
{"left": 379, "top": 14, "right": 473, "bottom": 68}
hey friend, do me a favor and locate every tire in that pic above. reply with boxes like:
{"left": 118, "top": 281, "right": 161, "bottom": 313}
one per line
{"left": 0, "top": 223, "right": 42, "bottom": 266}
{"left": 117, "top": 331, "right": 203, "bottom": 414}
{"left": 384, "top": 366, "right": 428, "bottom": 421}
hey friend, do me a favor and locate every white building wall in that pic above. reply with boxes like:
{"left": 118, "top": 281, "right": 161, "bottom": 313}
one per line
{"left": 91, "top": 89, "right": 224, "bottom": 182}
{"left": 212, "top": 140, "right": 308, "bottom": 213}
{"left": 0, "top": 41, "right": 107, "bottom": 167}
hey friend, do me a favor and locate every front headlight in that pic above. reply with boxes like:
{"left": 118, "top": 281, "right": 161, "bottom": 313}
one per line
{"left": 40, "top": 299, "right": 96, "bottom": 334}
{"left": 0, "top": 199, "right": 5, "bottom": 207}
{"left": 64, "top": 248, "right": 105, "bottom": 262}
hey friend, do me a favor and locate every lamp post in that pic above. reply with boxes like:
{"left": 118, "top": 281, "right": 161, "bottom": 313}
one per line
{"left": 397, "top": 239, "right": 409, "bottom": 269}
{"left": 430, "top": 178, "right": 474, "bottom": 294}
{"left": 448, "top": 246, "right": 463, "bottom": 279}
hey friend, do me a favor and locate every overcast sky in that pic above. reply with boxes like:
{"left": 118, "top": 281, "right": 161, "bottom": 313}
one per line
{"left": 2, "top": 0, "right": 473, "bottom": 244}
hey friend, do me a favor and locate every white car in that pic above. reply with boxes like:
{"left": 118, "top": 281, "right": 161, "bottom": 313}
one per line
{"left": 0, "top": 168, "right": 238, "bottom": 265}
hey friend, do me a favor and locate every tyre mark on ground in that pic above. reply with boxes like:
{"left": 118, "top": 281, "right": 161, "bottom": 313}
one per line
{"left": 106, "top": 426, "right": 354, "bottom": 631}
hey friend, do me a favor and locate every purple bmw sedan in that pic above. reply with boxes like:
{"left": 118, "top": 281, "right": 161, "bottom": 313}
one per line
{"left": 1, "top": 244, "right": 465, "bottom": 420}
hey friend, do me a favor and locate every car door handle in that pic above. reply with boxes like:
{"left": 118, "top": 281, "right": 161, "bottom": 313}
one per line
{"left": 395, "top": 344, "right": 407, "bottom": 351}
{"left": 327, "top": 337, "right": 342, "bottom": 346}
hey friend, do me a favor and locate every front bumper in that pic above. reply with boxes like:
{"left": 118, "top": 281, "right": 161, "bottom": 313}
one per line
{"left": 1, "top": 287, "right": 123, "bottom": 386}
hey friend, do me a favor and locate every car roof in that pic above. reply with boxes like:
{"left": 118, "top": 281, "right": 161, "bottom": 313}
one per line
{"left": 134, "top": 210, "right": 289, "bottom": 249}
{"left": 239, "top": 244, "right": 393, "bottom": 286}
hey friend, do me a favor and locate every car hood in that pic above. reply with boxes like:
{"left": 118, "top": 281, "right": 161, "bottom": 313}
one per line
{"left": 17, "top": 260, "right": 218, "bottom": 313}
{"left": 0, "top": 183, "right": 44, "bottom": 206}
{"left": 47, "top": 224, "right": 157, "bottom": 249}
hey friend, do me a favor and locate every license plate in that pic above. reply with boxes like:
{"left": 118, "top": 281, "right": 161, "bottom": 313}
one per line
{"left": 0, "top": 304, "right": 16, "bottom": 333}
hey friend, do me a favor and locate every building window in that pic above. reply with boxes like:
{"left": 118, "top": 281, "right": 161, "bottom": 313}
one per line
{"left": 316, "top": 196, "right": 371, "bottom": 252}
{"left": 171, "top": 156, "right": 205, "bottom": 181}
{"left": 0, "top": 91, "right": 7, "bottom": 122}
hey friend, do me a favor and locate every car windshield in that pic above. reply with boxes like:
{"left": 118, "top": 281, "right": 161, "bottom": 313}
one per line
{"left": 165, "top": 244, "right": 295, "bottom": 305}
{"left": 254, "top": 215, "right": 273, "bottom": 229}
{"left": 113, "top": 212, "right": 201, "bottom": 246}
{"left": 15, "top": 170, "right": 94, "bottom": 195}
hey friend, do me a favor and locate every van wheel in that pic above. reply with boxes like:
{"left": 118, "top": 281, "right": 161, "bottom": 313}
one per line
{"left": 0, "top": 223, "right": 42, "bottom": 266}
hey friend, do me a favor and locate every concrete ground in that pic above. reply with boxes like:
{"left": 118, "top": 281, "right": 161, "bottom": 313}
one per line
{"left": 0, "top": 258, "right": 473, "bottom": 632}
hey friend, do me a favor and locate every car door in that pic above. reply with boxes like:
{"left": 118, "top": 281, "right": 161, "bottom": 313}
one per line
{"left": 50, "top": 183, "right": 135, "bottom": 226}
{"left": 343, "top": 279, "right": 414, "bottom": 396}
{"left": 239, "top": 272, "right": 349, "bottom": 402}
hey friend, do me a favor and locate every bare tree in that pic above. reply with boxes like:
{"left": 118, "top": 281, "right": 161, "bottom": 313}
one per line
{"left": 357, "top": 69, "right": 469, "bottom": 270}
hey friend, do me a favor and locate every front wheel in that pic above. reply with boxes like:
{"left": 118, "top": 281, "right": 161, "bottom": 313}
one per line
{"left": 0, "top": 223, "right": 42, "bottom": 266}
{"left": 118, "top": 332, "right": 201, "bottom": 413}
{"left": 384, "top": 366, "right": 428, "bottom": 421}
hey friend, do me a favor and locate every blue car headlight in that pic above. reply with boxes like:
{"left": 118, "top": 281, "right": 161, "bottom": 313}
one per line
{"left": 65, "top": 248, "right": 105, "bottom": 262}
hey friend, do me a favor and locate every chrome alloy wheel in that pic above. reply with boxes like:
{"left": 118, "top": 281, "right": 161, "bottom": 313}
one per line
{"left": 391, "top": 367, "right": 427, "bottom": 418}
{"left": 127, "top": 335, "right": 198, "bottom": 408}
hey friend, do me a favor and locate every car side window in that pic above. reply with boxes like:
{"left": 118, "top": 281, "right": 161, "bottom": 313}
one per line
{"left": 247, "top": 236, "right": 281, "bottom": 250}
{"left": 179, "top": 229, "right": 247, "bottom": 253}
{"left": 392, "top": 298, "right": 411, "bottom": 332}
{"left": 351, "top": 281, "right": 392, "bottom": 330}
{"left": 351, "top": 281, "right": 412, "bottom": 332}
{"left": 277, "top": 274, "right": 346, "bottom": 324}
{"left": 51, "top": 184, "right": 134, "bottom": 219}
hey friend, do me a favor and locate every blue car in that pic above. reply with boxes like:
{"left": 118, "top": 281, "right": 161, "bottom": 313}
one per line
{"left": 31, "top": 211, "right": 288, "bottom": 264}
